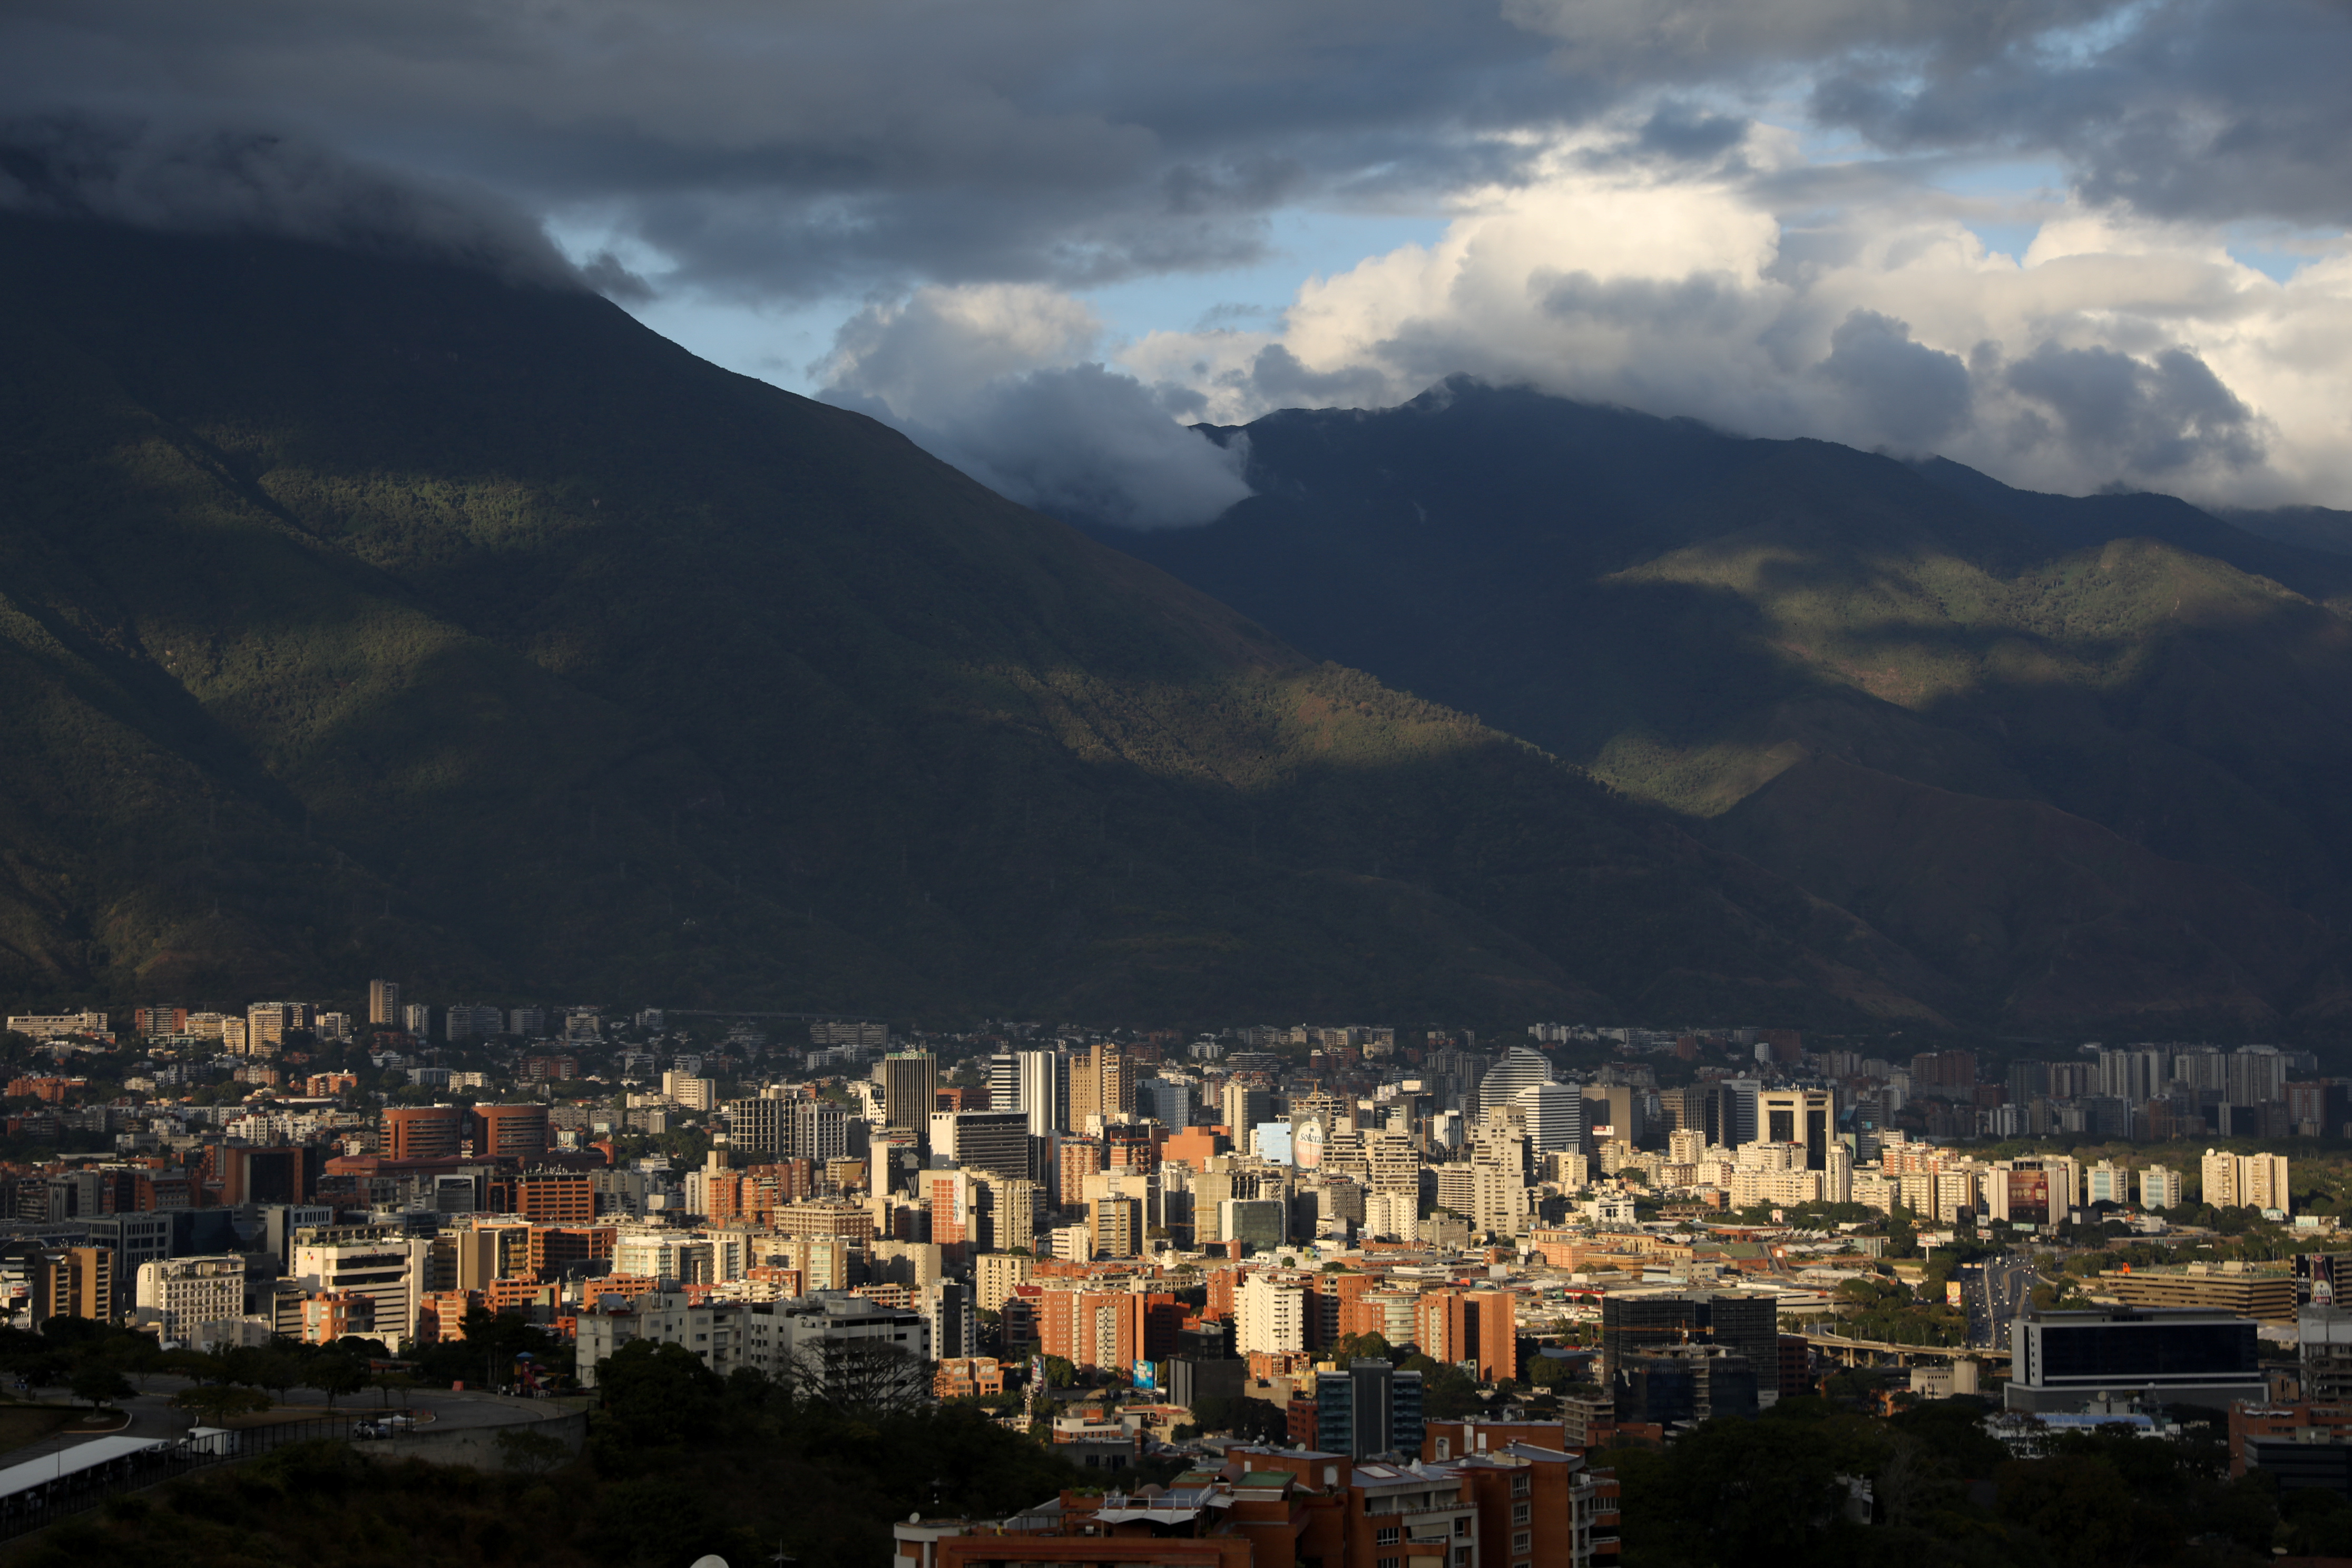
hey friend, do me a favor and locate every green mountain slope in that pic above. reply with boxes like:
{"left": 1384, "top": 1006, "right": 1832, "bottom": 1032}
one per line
{"left": 0, "top": 215, "right": 1967, "bottom": 1026}
{"left": 1096, "top": 381, "right": 2352, "bottom": 1033}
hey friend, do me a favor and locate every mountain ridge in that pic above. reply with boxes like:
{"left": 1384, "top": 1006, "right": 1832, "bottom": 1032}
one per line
{"left": 0, "top": 214, "right": 1988, "bottom": 1031}
{"left": 1094, "top": 378, "right": 2352, "bottom": 1034}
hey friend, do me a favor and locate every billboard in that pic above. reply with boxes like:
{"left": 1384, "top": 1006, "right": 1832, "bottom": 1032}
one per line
{"left": 2006, "top": 1169, "right": 2051, "bottom": 1226}
{"left": 1293, "top": 1114, "right": 1326, "bottom": 1170}
{"left": 1133, "top": 1359, "right": 1158, "bottom": 1392}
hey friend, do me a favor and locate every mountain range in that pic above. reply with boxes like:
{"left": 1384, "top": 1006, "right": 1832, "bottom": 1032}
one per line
{"left": 0, "top": 212, "right": 2000, "bottom": 1031}
{"left": 1095, "top": 381, "right": 2352, "bottom": 1037}
{"left": 8, "top": 212, "right": 2350, "bottom": 1036}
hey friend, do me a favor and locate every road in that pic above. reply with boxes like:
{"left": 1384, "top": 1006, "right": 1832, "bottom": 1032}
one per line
{"left": 1965, "top": 1255, "right": 2038, "bottom": 1349}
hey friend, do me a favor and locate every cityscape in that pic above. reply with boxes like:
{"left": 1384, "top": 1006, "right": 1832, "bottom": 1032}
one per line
{"left": 1, "top": 991, "right": 2346, "bottom": 1560}
{"left": 7, "top": 1, "right": 2352, "bottom": 1561}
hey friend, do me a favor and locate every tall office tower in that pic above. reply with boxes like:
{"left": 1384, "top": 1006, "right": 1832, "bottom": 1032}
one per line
{"left": 1581, "top": 1083, "right": 1644, "bottom": 1149}
{"left": 881, "top": 1051, "right": 939, "bottom": 1140}
{"left": 367, "top": 979, "right": 400, "bottom": 1027}
{"left": 1659, "top": 1084, "right": 1709, "bottom": 1136}
{"left": 930, "top": 1110, "right": 1034, "bottom": 1179}
{"left": 1017, "top": 1049, "right": 1067, "bottom": 1136}
{"left": 1472, "top": 1046, "right": 1554, "bottom": 1121}
{"left": 2230, "top": 1046, "right": 2289, "bottom": 1108}
{"left": 1824, "top": 1141, "right": 1854, "bottom": 1203}
{"left": 727, "top": 1096, "right": 788, "bottom": 1157}
{"left": 1095, "top": 1043, "right": 1133, "bottom": 1120}
{"left": 1221, "top": 1082, "right": 1273, "bottom": 1138}
{"left": 975, "top": 1174, "right": 1039, "bottom": 1252}
{"left": 1758, "top": 1088, "right": 1833, "bottom": 1170}
{"left": 789, "top": 1100, "right": 849, "bottom": 1164}
{"left": 1315, "top": 1359, "right": 1425, "bottom": 1459}
{"left": 1138, "top": 1078, "right": 1192, "bottom": 1131}
{"left": 1719, "top": 1077, "right": 1762, "bottom": 1145}
{"left": 1067, "top": 1042, "right": 1130, "bottom": 1130}
{"left": 2098, "top": 1046, "right": 2170, "bottom": 1104}
{"left": 1515, "top": 1080, "right": 1584, "bottom": 1155}
{"left": 987, "top": 1053, "right": 1021, "bottom": 1116}
{"left": 403, "top": 1002, "right": 432, "bottom": 1037}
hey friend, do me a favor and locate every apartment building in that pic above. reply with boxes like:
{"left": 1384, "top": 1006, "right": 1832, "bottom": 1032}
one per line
{"left": 134, "top": 1255, "right": 247, "bottom": 1346}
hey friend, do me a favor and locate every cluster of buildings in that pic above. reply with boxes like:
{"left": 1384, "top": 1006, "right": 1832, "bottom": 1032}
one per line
{"left": 7, "top": 994, "right": 2347, "bottom": 1514}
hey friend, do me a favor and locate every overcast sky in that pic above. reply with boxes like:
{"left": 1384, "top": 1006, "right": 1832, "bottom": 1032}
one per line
{"left": 6, "top": 0, "right": 2351, "bottom": 522}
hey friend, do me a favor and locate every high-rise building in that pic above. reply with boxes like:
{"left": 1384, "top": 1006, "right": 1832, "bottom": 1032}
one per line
{"left": 1315, "top": 1358, "right": 1425, "bottom": 1458}
{"left": 881, "top": 1052, "right": 939, "bottom": 1139}
{"left": 24, "top": 1247, "right": 113, "bottom": 1325}
{"left": 367, "top": 979, "right": 400, "bottom": 1027}
{"left": 1136, "top": 1078, "right": 1191, "bottom": 1131}
{"left": 1473, "top": 1047, "right": 1554, "bottom": 1122}
{"left": 1600, "top": 1289, "right": 1779, "bottom": 1392}
{"left": 1581, "top": 1084, "right": 1645, "bottom": 1150}
{"left": 290, "top": 1234, "right": 433, "bottom": 1345}
{"left": 986, "top": 1053, "right": 1021, "bottom": 1116}
{"left": 1236, "top": 1271, "right": 1305, "bottom": 1355}
{"left": 2006, "top": 1306, "right": 2262, "bottom": 1414}
{"left": 402, "top": 1002, "right": 432, "bottom": 1037}
{"left": 2202, "top": 1149, "right": 2289, "bottom": 1212}
{"left": 1758, "top": 1089, "right": 1832, "bottom": 1171}
{"left": 1514, "top": 1080, "right": 1584, "bottom": 1155}
{"left": 930, "top": 1110, "right": 1033, "bottom": 1180}
{"left": 975, "top": 1174, "right": 1039, "bottom": 1253}
{"left": 1017, "top": 1050, "right": 1067, "bottom": 1137}
{"left": 1220, "top": 1082, "right": 1273, "bottom": 1140}
{"left": 788, "top": 1100, "right": 849, "bottom": 1164}
{"left": 508, "top": 1006, "right": 546, "bottom": 1038}
{"left": 134, "top": 1255, "right": 246, "bottom": 1345}
{"left": 1091, "top": 1195, "right": 1142, "bottom": 1259}
{"left": 2141, "top": 1164, "right": 2182, "bottom": 1210}
{"left": 472, "top": 1103, "right": 552, "bottom": 1160}
{"left": 2230, "top": 1046, "right": 2289, "bottom": 1108}
{"left": 380, "top": 1105, "right": 465, "bottom": 1161}
{"left": 728, "top": 1096, "right": 788, "bottom": 1157}
{"left": 1220, "top": 1197, "right": 1287, "bottom": 1252}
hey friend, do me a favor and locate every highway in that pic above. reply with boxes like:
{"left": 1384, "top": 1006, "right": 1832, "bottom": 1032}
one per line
{"left": 1966, "top": 1254, "right": 2037, "bottom": 1349}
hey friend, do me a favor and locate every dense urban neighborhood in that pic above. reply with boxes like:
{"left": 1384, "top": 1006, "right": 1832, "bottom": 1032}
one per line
{"left": 0, "top": 995, "right": 2347, "bottom": 1562}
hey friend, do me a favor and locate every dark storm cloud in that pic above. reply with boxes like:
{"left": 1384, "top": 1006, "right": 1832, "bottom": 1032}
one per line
{"left": 13, "top": 0, "right": 2333, "bottom": 309}
{"left": 1808, "top": 0, "right": 2352, "bottom": 227}
{"left": 2005, "top": 342, "right": 2263, "bottom": 474}
{"left": 1817, "top": 310, "right": 1973, "bottom": 449}
{"left": 0, "top": 0, "right": 1597, "bottom": 301}
{"left": 0, "top": 113, "right": 584, "bottom": 287}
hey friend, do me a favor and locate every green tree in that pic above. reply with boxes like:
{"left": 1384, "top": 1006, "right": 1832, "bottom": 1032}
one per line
{"left": 69, "top": 1364, "right": 134, "bottom": 1412}
{"left": 306, "top": 1354, "right": 368, "bottom": 1410}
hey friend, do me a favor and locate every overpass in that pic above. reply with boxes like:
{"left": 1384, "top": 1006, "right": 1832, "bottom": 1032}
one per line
{"left": 1798, "top": 1329, "right": 2011, "bottom": 1368}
